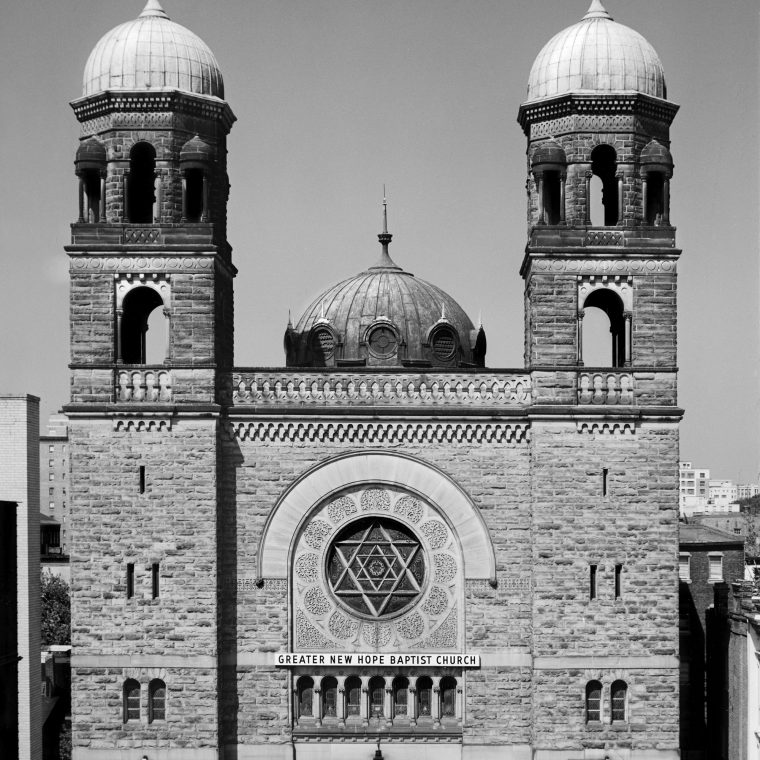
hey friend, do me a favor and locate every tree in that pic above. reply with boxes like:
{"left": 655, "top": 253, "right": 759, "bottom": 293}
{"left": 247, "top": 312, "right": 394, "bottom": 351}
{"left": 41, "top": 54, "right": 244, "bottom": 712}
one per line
{"left": 41, "top": 572, "right": 70, "bottom": 646}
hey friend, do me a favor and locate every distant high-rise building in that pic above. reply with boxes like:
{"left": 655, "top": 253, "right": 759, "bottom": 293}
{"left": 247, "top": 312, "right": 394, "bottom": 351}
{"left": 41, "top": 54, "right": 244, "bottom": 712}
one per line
{"left": 39, "top": 414, "right": 69, "bottom": 555}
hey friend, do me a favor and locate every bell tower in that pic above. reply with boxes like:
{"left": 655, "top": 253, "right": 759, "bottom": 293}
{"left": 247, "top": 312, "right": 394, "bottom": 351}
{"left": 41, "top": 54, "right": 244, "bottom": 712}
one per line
{"left": 518, "top": 0, "right": 679, "bottom": 401}
{"left": 65, "top": 3, "right": 235, "bottom": 756}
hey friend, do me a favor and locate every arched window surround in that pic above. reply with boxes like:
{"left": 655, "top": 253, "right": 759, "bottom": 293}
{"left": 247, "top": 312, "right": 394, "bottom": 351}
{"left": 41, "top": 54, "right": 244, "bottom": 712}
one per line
{"left": 611, "top": 680, "right": 628, "bottom": 722}
{"left": 123, "top": 679, "right": 140, "bottom": 723}
{"left": 115, "top": 276, "right": 171, "bottom": 365}
{"left": 257, "top": 451, "right": 496, "bottom": 584}
{"left": 125, "top": 141, "right": 157, "bottom": 224}
{"left": 585, "top": 680, "right": 603, "bottom": 723}
{"left": 148, "top": 678, "right": 166, "bottom": 723}
{"left": 587, "top": 144, "right": 621, "bottom": 227}
{"left": 577, "top": 277, "right": 633, "bottom": 369}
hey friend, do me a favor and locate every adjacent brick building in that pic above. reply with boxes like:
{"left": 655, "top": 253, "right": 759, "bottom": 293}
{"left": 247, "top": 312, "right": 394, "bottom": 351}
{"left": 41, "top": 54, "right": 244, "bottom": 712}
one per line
{"left": 66, "top": 1, "right": 683, "bottom": 758}
{"left": 39, "top": 414, "right": 70, "bottom": 556}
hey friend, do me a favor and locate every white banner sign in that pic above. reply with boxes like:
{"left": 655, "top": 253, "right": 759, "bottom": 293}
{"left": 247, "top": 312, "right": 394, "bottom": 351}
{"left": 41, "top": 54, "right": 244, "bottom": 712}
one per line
{"left": 275, "top": 652, "right": 480, "bottom": 667}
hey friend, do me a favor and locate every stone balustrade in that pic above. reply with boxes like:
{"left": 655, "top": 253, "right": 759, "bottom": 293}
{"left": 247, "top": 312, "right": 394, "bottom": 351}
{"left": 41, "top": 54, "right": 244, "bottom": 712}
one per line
{"left": 231, "top": 372, "right": 532, "bottom": 407}
{"left": 577, "top": 372, "right": 633, "bottom": 405}
{"left": 115, "top": 368, "right": 172, "bottom": 402}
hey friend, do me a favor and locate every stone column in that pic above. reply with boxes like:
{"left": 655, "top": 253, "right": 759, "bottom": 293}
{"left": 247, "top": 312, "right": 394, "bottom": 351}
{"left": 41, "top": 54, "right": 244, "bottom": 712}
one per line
{"left": 360, "top": 678, "right": 370, "bottom": 726}
{"left": 153, "top": 176, "right": 162, "bottom": 223}
{"left": 663, "top": 178, "right": 670, "bottom": 224}
{"left": 99, "top": 173, "right": 106, "bottom": 223}
{"left": 181, "top": 174, "right": 188, "bottom": 222}
{"left": 162, "top": 307, "right": 171, "bottom": 364}
{"left": 408, "top": 676, "right": 417, "bottom": 726}
{"left": 123, "top": 174, "right": 130, "bottom": 222}
{"left": 616, "top": 173, "right": 624, "bottom": 224}
{"left": 560, "top": 173, "right": 567, "bottom": 223}
{"left": 455, "top": 683, "right": 463, "bottom": 721}
{"left": 577, "top": 309, "right": 585, "bottom": 366}
{"left": 77, "top": 175, "right": 85, "bottom": 223}
{"left": 641, "top": 175, "right": 648, "bottom": 223}
{"left": 313, "top": 676, "right": 322, "bottom": 726}
{"left": 337, "top": 676, "right": 346, "bottom": 727}
{"left": 624, "top": 312, "right": 632, "bottom": 367}
{"left": 384, "top": 684, "right": 393, "bottom": 727}
{"left": 584, "top": 171, "right": 592, "bottom": 225}
{"left": 201, "top": 174, "right": 209, "bottom": 222}
{"left": 115, "top": 308, "right": 123, "bottom": 364}
{"left": 431, "top": 677, "right": 441, "bottom": 726}
{"left": 535, "top": 173, "right": 544, "bottom": 224}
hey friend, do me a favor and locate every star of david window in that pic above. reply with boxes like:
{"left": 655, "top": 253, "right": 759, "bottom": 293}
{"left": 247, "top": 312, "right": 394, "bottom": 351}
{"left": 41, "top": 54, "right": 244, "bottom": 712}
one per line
{"left": 326, "top": 517, "right": 425, "bottom": 618}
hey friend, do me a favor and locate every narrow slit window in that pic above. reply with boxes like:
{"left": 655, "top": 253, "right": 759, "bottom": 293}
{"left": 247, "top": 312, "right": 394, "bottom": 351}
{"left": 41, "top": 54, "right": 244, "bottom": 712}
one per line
{"left": 151, "top": 562, "right": 160, "bottom": 599}
{"left": 589, "top": 564, "right": 597, "bottom": 600}
{"left": 126, "top": 563, "right": 135, "bottom": 599}
{"left": 602, "top": 467, "right": 609, "bottom": 496}
{"left": 614, "top": 564, "right": 622, "bottom": 598}
{"left": 139, "top": 465, "right": 145, "bottom": 494}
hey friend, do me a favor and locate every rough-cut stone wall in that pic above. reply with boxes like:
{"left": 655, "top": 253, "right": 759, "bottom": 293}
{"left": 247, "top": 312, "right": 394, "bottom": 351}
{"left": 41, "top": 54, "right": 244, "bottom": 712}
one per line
{"left": 69, "top": 417, "right": 221, "bottom": 751}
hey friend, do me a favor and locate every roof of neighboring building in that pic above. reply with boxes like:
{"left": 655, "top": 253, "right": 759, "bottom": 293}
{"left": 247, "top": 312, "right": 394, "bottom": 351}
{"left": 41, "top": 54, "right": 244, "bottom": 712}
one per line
{"left": 40, "top": 513, "right": 61, "bottom": 527}
{"left": 679, "top": 522, "right": 744, "bottom": 547}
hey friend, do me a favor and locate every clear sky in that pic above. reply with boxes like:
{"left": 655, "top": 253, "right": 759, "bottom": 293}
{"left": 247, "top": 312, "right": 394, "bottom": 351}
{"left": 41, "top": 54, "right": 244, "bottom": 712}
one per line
{"left": 0, "top": 0, "right": 757, "bottom": 483}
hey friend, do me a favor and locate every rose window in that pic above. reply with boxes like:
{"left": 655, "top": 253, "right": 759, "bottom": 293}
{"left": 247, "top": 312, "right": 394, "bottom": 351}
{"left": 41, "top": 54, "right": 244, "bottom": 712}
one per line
{"left": 327, "top": 517, "right": 425, "bottom": 618}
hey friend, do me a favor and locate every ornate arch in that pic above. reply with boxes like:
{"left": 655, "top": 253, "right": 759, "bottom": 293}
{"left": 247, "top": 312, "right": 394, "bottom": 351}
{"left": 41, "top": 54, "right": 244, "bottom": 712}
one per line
{"left": 256, "top": 450, "right": 496, "bottom": 584}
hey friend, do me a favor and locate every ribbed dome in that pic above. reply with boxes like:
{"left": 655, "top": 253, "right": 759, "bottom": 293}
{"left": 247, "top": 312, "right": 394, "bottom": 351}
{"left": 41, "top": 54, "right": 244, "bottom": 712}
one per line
{"left": 526, "top": 0, "right": 665, "bottom": 102}
{"left": 83, "top": 0, "right": 224, "bottom": 99}
{"left": 287, "top": 221, "right": 485, "bottom": 368}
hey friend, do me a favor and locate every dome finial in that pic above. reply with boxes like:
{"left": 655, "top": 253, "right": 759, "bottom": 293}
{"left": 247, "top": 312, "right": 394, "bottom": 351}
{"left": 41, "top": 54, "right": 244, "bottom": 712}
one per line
{"left": 583, "top": 0, "right": 612, "bottom": 21}
{"left": 373, "top": 187, "right": 401, "bottom": 270}
{"left": 140, "top": 0, "right": 170, "bottom": 19}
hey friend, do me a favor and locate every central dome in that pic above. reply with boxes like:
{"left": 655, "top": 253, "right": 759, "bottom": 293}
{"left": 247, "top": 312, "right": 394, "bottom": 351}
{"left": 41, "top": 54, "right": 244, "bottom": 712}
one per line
{"left": 285, "top": 214, "right": 486, "bottom": 369}
{"left": 525, "top": 0, "right": 666, "bottom": 102}
{"left": 82, "top": 0, "right": 224, "bottom": 99}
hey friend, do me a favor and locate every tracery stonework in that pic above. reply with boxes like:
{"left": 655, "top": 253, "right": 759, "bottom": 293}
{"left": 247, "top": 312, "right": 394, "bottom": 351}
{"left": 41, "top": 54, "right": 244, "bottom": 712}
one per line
{"left": 292, "top": 485, "right": 462, "bottom": 651}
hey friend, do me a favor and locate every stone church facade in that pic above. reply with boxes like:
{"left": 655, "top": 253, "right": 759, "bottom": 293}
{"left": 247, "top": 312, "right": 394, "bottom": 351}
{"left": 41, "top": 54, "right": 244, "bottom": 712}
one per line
{"left": 66, "top": 1, "right": 682, "bottom": 758}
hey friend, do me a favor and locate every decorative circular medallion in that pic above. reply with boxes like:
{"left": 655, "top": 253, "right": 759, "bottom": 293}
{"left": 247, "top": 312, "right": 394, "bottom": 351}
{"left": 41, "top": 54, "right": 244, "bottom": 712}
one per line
{"left": 326, "top": 517, "right": 425, "bottom": 618}
{"left": 367, "top": 324, "right": 398, "bottom": 358}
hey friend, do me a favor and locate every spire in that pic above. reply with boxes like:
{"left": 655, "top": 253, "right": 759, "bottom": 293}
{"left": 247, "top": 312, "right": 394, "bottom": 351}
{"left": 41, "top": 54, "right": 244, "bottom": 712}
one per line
{"left": 287, "top": 309, "right": 293, "bottom": 329}
{"left": 372, "top": 188, "right": 401, "bottom": 270}
{"left": 583, "top": 0, "right": 612, "bottom": 21}
{"left": 140, "top": 0, "right": 170, "bottom": 19}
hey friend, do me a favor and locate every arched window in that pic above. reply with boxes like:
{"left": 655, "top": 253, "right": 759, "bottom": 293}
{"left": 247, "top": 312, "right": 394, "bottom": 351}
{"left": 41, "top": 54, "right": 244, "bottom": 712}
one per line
{"left": 581, "top": 289, "right": 626, "bottom": 368}
{"left": 296, "top": 676, "right": 313, "bottom": 718}
{"left": 127, "top": 142, "right": 156, "bottom": 223}
{"left": 640, "top": 139, "right": 673, "bottom": 226}
{"left": 148, "top": 679, "right": 166, "bottom": 723}
{"left": 611, "top": 680, "right": 627, "bottom": 722}
{"left": 586, "top": 680, "right": 602, "bottom": 723}
{"left": 321, "top": 676, "right": 338, "bottom": 719}
{"left": 590, "top": 145, "right": 618, "bottom": 226}
{"left": 369, "top": 676, "right": 385, "bottom": 719}
{"left": 120, "top": 287, "right": 166, "bottom": 364}
{"left": 75, "top": 137, "right": 106, "bottom": 223}
{"left": 416, "top": 676, "right": 433, "bottom": 718}
{"left": 532, "top": 140, "right": 567, "bottom": 225}
{"left": 345, "top": 675, "right": 361, "bottom": 717}
{"left": 123, "top": 679, "right": 140, "bottom": 723}
{"left": 440, "top": 676, "right": 457, "bottom": 718}
{"left": 393, "top": 676, "right": 409, "bottom": 717}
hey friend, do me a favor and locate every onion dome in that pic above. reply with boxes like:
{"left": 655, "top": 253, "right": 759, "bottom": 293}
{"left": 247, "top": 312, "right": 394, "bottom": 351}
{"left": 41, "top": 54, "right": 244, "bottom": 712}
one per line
{"left": 82, "top": 0, "right": 224, "bottom": 99}
{"left": 180, "top": 135, "right": 213, "bottom": 164}
{"left": 75, "top": 137, "right": 107, "bottom": 168}
{"left": 531, "top": 139, "right": 567, "bottom": 167}
{"left": 640, "top": 139, "right": 673, "bottom": 170}
{"left": 526, "top": 0, "right": 666, "bottom": 102}
{"left": 285, "top": 203, "right": 486, "bottom": 368}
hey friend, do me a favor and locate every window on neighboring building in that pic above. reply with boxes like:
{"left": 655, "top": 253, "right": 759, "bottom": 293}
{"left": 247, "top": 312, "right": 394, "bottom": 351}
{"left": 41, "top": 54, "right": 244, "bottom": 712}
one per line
{"left": 48, "top": 459, "right": 54, "bottom": 467}
{"left": 123, "top": 679, "right": 140, "bottom": 722}
{"left": 49, "top": 474, "right": 54, "bottom": 481}
{"left": 611, "top": 680, "right": 627, "bottom": 722}
{"left": 679, "top": 553, "right": 691, "bottom": 582}
{"left": 586, "top": 681, "right": 602, "bottom": 723}
{"left": 48, "top": 445, "right": 55, "bottom": 453}
{"left": 708, "top": 553, "right": 724, "bottom": 582}
{"left": 49, "top": 502, "right": 55, "bottom": 511}
{"left": 148, "top": 679, "right": 166, "bottom": 723}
